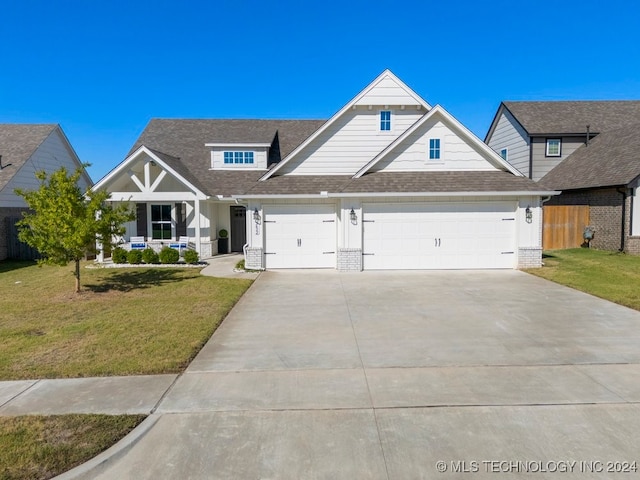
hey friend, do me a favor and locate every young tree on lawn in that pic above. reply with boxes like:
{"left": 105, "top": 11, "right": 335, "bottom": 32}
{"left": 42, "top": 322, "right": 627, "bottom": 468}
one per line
{"left": 16, "top": 165, "right": 135, "bottom": 293}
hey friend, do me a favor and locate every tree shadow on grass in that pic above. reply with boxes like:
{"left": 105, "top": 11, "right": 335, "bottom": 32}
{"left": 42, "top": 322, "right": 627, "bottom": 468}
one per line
{"left": 84, "top": 269, "right": 187, "bottom": 293}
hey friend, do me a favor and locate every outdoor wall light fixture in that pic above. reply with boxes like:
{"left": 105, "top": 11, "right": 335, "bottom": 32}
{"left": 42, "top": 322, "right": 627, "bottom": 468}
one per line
{"left": 350, "top": 208, "right": 357, "bottom": 224}
{"left": 253, "top": 208, "right": 261, "bottom": 224}
{"left": 525, "top": 206, "right": 533, "bottom": 224}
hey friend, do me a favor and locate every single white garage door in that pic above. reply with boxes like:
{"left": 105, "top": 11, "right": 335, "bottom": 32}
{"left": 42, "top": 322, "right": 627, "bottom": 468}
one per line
{"left": 264, "top": 204, "right": 336, "bottom": 269}
{"left": 362, "top": 202, "right": 516, "bottom": 270}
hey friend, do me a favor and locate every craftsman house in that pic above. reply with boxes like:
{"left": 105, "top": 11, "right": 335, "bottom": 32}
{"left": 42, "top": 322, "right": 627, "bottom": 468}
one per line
{"left": 486, "top": 101, "right": 640, "bottom": 253}
{"left": 93, "top": 70, "right": 556, "bottom": 270}
{"left": 0, "top": 124, "right": 91, "bottom": 260}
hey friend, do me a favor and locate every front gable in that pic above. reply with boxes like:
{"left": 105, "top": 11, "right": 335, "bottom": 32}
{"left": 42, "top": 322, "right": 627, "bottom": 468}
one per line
{"left": 93, "top": 146, "right": 207, "bottom": 201}
{"left": 355, "top": 106, "right": 522, "bottom": 178}
{"left": 260, "top": 70, "right": 431, "bottom": 179}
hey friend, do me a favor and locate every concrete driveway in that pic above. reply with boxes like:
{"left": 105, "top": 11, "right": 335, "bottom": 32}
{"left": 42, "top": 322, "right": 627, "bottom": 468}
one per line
{"left": 77, "top": 270, "right": 640, "bottom": 479}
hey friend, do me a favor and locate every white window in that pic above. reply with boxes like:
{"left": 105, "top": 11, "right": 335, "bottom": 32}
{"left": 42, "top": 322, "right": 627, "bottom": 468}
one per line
{"left": 500, "top": 148, "right": 508, "bottom": 160}
{"left": 546, "top": 139, "right": 561, "bottom": 157}
{"left": 151, "top": 204, "right": 172, "bottom": 240}
{"left": 380, "top": 111, "right": 391, "bottom": 131}
{"left": 224, "top": 151, "right": 254, "bottom": 165}
{"left": 429, "top": 138, "right": 441, "bottom": 160}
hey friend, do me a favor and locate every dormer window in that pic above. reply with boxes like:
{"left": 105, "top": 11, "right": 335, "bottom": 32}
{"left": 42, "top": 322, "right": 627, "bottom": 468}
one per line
{"left": 224, "top": 151, "right": 254, "bottom": 164}
{"left": 380, "top": 110, "right": 391, "bottom": 131}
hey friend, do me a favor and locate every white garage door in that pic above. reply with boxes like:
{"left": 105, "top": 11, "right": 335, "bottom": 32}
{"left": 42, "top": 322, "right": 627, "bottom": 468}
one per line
{"left": 264, "top": 205, "right": 336, "bottom": 269}
{"left": 362, "top": 202, "right": 516, "bottom": 270}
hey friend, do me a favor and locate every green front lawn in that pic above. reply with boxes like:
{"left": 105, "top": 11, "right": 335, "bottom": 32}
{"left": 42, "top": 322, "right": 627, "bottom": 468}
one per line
{"left": 0, "top": 261, "right": 252, "bottom": 380}
{"left": 0, "top": 414, "right": 145, "bottom": 480}
{"left": 526, "top": 248, "right": 640, "bottom": 311}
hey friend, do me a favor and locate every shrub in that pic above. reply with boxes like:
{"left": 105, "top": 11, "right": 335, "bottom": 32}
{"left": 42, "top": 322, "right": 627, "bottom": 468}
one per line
{"left": 112, "top": 247, "right": 127, "bottom": 264}
{"left": 183, "top": 249, "right": 199, "bottom": 264}
{"left": 127, "top": 250, "right": 143, "bottom": 264}
{"left": 219, "top": 229, "right": 228, "bottom": 238}
{"left": 142, "top": 247, "right": 159, "bottom": 264}
{"left": 159, "top": 246, "right": 180, "bottom": 264}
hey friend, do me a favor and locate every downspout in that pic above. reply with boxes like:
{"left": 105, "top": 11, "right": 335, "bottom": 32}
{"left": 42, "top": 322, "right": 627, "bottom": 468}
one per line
{"left": 528, "top": 141, "right": 533, "bottom": 179}
{"left": 617, "top": 187, "right": 628, "bottom": 252}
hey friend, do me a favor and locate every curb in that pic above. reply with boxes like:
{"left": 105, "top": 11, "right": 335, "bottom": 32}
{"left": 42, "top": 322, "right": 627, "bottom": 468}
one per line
{"left": 52, "top": 414, "right": 161, "bottom": 480}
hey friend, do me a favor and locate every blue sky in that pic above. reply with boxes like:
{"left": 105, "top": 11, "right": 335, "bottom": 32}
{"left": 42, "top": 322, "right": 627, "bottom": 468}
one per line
{"left": 1, "top": 0, "right": 639, "bottom": 181}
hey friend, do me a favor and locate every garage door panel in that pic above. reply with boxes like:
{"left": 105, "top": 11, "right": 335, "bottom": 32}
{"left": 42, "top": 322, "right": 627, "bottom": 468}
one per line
{"left": 363, "top": 202, "right": 516, "bottom": 270}
{"left": 264, "top": 205, "right": 336, "bottom": 269}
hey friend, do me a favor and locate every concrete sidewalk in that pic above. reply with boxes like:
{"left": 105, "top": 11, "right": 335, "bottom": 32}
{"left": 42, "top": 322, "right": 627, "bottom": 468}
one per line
{"left": 0, "top": 253, "right": 258, "bottom": 417}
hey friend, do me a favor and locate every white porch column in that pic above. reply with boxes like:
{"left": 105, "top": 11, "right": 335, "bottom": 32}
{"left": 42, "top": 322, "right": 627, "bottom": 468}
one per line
{"left": 194, "top": 199, "right": 201, "bottom": 255}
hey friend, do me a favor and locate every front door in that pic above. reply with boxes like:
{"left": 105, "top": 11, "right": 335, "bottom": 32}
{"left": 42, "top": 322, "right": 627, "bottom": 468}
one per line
{"left": 230, "top": 206, "right": 246, "bottom": 252}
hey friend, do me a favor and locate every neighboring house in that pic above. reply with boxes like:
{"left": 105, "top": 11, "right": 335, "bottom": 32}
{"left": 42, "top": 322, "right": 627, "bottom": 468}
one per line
{"left": 0, "top": 124, "right": 92, "bottom": 260}
{"left": 486, "top": 101, "right": 640, "bottom": 253}
{"left": 94, "top": 70, "right": 555, "bottom": 270}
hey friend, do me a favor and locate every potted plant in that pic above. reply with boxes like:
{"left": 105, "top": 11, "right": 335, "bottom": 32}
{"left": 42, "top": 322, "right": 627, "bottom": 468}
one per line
{"left": 218, "top": 229, "right": 229, "bottom": 254}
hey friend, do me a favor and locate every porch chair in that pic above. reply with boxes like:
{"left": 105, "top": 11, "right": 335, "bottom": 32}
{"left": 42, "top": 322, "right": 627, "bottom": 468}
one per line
{"left": 169, "top": 236, "right": 190, "bottom": 255}
{"left": 130, "top": 236, "right": 146, "bottom": 250}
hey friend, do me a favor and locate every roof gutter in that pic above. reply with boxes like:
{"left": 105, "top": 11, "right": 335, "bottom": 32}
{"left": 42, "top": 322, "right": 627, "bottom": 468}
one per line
{"left": 617, "top": 187, "right": 629, "bottom": 252}
{"left": 233, "top": 191, "right": 560, "bottom": 200}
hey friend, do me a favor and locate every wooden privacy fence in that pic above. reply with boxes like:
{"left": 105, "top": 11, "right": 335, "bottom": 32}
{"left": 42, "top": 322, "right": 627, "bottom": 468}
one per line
{"left": 5, "top": 217, "right": 40, "bottom": 260}
{"left": 543, "top": 205, "right": 590, "bottom": 250}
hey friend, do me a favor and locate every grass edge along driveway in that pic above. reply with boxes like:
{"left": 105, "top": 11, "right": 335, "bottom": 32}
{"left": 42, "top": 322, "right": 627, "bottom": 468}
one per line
{"left": 525, "top": 248, "right": 640, "bottom": 312}
{"left": 0, "top": 261, "right": 252, "bottom": 380}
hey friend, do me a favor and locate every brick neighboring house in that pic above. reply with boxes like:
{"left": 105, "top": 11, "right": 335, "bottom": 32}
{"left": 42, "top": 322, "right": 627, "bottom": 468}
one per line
{"left": 0, "top": 124, "right": 92, "bottom": 260}
{"left": 485, "top": 101, "right": 640, "bottom": 253}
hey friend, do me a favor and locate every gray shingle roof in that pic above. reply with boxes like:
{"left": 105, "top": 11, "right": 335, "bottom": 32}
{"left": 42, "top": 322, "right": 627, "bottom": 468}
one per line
{"left": 240, "top": 171, "right": 548, "bottom": 195}
{"left": 342, "top": 171, "right": 547, "bottom": 194}
{"left": 131, "top": 119, "right": 325, "bottom": 196}
{"left": 540, "top": 123, "right": 640, "bottom": 190}
{"left": 503, "top": 101, "right": 640, "bottom": 135}
{"left": 0, "top": 124, "right": 58, "bottom": 192}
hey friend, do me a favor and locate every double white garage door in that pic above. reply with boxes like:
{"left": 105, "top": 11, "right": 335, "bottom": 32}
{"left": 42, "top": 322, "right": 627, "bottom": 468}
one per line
{"left": 264, "top": 202, "right": 516, "bottom": 270}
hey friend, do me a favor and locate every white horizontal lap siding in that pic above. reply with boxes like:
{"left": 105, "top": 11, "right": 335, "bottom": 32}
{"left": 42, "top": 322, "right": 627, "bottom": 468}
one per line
{"left": 376, "top": 119, "right": 498, "bottom": 173}
{"left": 282, "top": 109, "right": 423, "bottom": 175}
{"left": 487, "top": 111, "right": 529, "bottom": 177}
{"left": 264, "top": 204, "right": 337, "bottom": 269}
{"left": 0, "top": 130, "right": 88, "bottom": 208}
{"left": 362, "top": 202, "right": 517, "bottom": 270}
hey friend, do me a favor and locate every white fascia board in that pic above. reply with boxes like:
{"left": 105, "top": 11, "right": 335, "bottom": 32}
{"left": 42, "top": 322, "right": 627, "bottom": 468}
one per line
{"left": 107, "top": 191, "right": 207, "bottom": 202}
{"left": 232, "top": 194, "right": 331, "bottom": 200}
{"left": 259, "top": 69, "right": 431, "bottom": 181}
{"left": 232, "top": 190, "right": 560, "bottom": 200}
{"left": 328, "top": 190, "right": 561, "bottom": 198}
{"left": 205, "top": 143, "right": 272, "bottom": 148}
{"left": 92, "top": 146, "right": 207, "bottom": 199}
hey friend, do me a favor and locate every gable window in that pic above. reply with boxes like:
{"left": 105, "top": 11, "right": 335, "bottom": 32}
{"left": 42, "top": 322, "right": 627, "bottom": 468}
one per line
{"left": 429, "top": 138, "right": 441, "bottom": 160}
{"left": 500, "top": 148, "right": 508, "bottom": 160}
{"left": 380, "top": 110, "right": 391, "bottom": 131}
{"left": 224, "top": 151, "right": 254, "bottom": 165}
{"left": 151, "top": 204, "right": 172, "bottom": 240}
{"left": 546, "top": 139, "right": 561, "bottom": 157}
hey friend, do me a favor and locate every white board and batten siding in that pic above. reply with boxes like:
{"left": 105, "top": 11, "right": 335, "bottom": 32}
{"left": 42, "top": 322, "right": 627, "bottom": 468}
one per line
{"left": 0, "top": 129, "right": 90, "bottom": 208}
{"left": 486, "top": 109, "right": 530, "bottom": 177}
{"left": 375, "top": 118, "right": 500, "bottom": 173}
{"left": 362, "top": 201, "right": 518, "bottom": 270}
{"left": 282, "top": 109, "right": 423, "bottom": 175}
{"left": 354, "top": 75, "right": 424, "bottom": 106}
